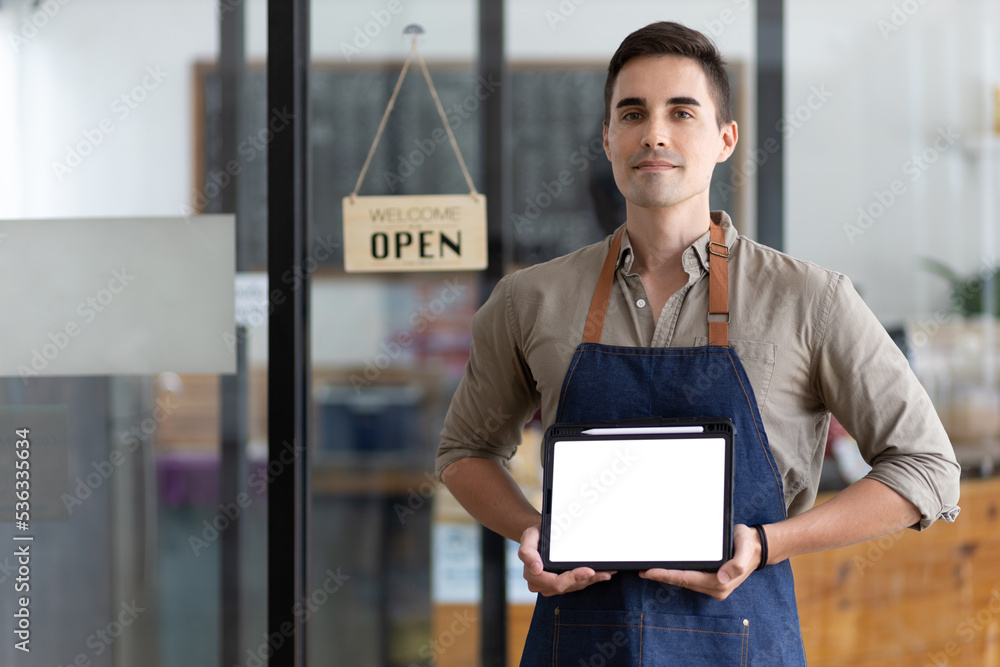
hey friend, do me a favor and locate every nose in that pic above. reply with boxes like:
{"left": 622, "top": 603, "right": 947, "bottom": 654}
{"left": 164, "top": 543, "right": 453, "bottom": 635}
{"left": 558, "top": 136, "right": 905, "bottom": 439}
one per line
{"left": 641, "top": 115, "right": 670, "bottom": 149}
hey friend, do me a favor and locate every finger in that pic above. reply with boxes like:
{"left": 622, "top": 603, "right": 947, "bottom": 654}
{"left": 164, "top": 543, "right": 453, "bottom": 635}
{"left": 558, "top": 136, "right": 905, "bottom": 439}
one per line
{"left": 641, "top": 568, "right": 715, "bottom": 590}
{"left": 639, "top": 568, "right": 685, "bottom": 584}
{"left": 517, "top": 547, "right": 544, "bottom": 576}
{"left": 717, "top": 552, "right": 755, "bottom": 585}
{"left": 550, "top": 568, "right": 596, "bottom": 593}
{"left": 524, "top": 566, "right": 567, "bottom": 596}
{"left": 566, "top": 567, "right": 596, "bottom": 583}
{"left": 714, "top": 556, "right": 745, "bottom": 584}
{"left": 527, "top": 570, "right": 571, "bottom": 596}
{"left": 516, "top": 538, "right": 539, "bottom": 558}
{"left": 731, "top": 524, "right": 760, "bottom": 571}
{"left": 583, "top": 570, "right": 616, "bottom": 586}
{"left": 523, "top": 557, "right": 557, "bottom": 584}
{"left": 529, "top": 569, "right": 615, "bottom": 596}
{"left": 516, "top": 546, "right": 543, "bottom": 574}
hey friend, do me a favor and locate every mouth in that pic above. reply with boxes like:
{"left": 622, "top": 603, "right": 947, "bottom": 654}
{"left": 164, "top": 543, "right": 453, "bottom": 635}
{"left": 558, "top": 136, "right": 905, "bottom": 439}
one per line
{"left": 634, "top": 160, "right": 677, "bottom": 171}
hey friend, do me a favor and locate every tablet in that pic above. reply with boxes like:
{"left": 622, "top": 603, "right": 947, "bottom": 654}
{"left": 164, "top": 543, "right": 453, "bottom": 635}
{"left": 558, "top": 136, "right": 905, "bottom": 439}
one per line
{"left": 540, "top": 417, "right": 735, "bottom": 572}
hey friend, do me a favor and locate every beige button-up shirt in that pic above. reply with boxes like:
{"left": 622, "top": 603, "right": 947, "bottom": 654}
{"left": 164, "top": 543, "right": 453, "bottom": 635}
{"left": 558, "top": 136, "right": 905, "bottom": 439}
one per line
{"left": 436, "top": 211, "right": 960, "bottom": 529}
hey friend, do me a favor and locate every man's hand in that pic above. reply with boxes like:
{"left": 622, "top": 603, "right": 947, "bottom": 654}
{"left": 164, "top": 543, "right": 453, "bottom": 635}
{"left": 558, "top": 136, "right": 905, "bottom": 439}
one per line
{"left": 517, "top": 524, "right": 617, "bottom": 596}
{"left": 639, "top": 524, "right": 762, "bottom": 601}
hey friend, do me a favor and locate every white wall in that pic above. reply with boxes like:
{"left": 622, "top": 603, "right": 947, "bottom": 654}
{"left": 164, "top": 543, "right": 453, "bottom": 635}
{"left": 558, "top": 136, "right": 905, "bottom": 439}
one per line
{"left": 786, "top": 0, "right": 1000, "bottom": 323}
{"left": 0, "top": 8, "right": 22, "bottom": 218}
{"left": 0, "top": 0, "right": 219, "bottom": 219}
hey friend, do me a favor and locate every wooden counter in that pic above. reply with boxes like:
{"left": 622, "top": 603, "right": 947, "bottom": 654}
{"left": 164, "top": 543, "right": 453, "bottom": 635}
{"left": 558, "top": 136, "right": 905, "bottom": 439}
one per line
{"left": 793, "top": 475, "right": 1000, "bottom": 666}
{"left": 434, "top": 476, "right": 1000, "bottom": 666}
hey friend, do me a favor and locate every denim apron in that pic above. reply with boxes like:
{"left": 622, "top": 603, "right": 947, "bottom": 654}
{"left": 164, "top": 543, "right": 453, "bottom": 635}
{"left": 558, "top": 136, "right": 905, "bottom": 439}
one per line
{"left": 519, "top": 221, "right": 807, "bottom": 666}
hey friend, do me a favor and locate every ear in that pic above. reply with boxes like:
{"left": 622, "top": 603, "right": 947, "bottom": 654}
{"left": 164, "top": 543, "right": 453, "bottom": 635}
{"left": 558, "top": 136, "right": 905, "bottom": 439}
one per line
{"left": 716, "top": 120, "right": 738, "bottom": 163}
{"left": 603, "top": 123, "right": 611, "bottom": 160}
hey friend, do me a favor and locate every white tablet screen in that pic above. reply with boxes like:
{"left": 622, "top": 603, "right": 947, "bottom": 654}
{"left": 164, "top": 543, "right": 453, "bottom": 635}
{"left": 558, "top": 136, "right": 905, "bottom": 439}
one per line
{"left": 548, "top": 437, "right": 726, "bottom": 563}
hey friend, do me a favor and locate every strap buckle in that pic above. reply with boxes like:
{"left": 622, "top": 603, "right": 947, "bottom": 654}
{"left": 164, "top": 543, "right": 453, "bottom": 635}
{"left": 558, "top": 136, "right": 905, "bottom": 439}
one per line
{"left": 707, "top": 312, "right": 731, "bottom": 324}
{"left": 709, "top": 241, "right": 730, "bottom": 260}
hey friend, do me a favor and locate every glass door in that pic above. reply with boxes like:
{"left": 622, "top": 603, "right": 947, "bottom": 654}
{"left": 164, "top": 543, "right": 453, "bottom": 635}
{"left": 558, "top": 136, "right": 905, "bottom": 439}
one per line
{"left": 307, "top": 1, "right": 484, "bottom": 664}
{"left": 0, "top": 2, "right": 267, "bottom": 666}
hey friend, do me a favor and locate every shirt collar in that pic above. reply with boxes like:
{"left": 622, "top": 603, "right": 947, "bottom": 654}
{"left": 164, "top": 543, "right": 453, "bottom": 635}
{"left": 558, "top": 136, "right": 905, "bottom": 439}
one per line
{"left": 616, "top": 210, "right": 739, "bottom": 274}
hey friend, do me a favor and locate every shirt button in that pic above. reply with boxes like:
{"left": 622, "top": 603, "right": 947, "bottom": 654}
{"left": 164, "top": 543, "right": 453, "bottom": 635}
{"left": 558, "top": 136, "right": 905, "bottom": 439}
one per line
{"left": 636, "top": 299, "right": 647, "bottom": 308}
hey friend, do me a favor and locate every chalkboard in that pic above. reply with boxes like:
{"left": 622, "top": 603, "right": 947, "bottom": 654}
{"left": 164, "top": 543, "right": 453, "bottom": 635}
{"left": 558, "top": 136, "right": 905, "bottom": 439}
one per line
{"left": 199, "top": 62, "right": 744, "bottom": 271}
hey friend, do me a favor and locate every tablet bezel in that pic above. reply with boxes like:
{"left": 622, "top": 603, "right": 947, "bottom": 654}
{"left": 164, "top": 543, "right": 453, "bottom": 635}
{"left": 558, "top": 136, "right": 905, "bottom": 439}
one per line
{"left": 540, "top": 417, "right": 735, "bottom": 572}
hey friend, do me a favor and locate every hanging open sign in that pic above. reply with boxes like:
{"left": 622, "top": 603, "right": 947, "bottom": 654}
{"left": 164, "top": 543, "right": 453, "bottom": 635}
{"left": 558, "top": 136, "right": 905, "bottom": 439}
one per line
{"left": 342, "top": 194, "right": 486, "bottom": 272}
{"left": 342, "top": 27, "right": 488, "bottom": 273}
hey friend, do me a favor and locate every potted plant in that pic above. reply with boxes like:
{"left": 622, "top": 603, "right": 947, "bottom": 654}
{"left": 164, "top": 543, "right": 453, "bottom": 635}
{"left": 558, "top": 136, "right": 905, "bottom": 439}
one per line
{"left": 916, "top": 258, "right": 1000, "bottom": 445}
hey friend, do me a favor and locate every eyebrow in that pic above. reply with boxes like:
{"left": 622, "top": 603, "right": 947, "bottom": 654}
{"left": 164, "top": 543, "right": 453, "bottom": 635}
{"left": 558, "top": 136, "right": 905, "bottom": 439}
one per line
{"left": 615, "top": 96, "right": 702, "bottom": 109}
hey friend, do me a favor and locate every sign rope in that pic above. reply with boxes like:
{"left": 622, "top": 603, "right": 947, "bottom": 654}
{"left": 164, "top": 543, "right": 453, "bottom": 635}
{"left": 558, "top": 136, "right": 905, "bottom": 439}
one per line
{"left": 350, "top": 30, "right": 480, "bottom": 202}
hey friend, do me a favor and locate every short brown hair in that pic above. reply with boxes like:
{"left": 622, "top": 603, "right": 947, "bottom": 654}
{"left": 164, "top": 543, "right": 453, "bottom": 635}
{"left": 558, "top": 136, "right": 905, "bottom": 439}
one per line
{"left": 604, "top": 21, "right": 733, "bottom": 128}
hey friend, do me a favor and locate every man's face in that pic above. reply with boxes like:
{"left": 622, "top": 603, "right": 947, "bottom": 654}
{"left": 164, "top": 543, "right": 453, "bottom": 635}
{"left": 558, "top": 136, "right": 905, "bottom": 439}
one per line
{"left": 603, "top": 54, "right": 736, "bottom": 212}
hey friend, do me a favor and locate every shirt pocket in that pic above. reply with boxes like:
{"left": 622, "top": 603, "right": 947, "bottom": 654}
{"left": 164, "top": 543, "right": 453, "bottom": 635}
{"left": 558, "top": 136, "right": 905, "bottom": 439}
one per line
{"left": 695, "top": 338, "right": 778, "bottom": 414}
{"left": 552, "top": 608, "right": 750, "bottom": 666}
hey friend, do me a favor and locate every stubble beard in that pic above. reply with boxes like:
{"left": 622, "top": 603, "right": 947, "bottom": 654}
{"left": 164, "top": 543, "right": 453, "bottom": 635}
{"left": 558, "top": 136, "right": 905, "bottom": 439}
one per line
{"left": 624, "top": 171, "right": 686, "bottom": 210}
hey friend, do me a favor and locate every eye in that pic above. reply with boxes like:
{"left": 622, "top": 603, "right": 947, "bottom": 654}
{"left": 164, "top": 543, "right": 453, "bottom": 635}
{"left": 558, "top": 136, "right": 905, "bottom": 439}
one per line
{"left": 621, "top": 111, "right": 643, "bottom": 121}
{"left": 674, "top": 109, "right": 693, "bottom": 119}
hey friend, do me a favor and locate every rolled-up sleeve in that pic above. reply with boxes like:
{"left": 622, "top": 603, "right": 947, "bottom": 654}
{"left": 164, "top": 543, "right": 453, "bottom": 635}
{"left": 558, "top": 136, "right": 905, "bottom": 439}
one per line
{"left": 812, "top": 274, "right": 961, "bottom": 530}
{"left": 435, "top": 273, "right": 540, "bottom": 481}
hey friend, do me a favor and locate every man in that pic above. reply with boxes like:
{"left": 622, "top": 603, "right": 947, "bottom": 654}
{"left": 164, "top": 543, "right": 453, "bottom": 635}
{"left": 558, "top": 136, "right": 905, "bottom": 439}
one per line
{"left": 436, "top": 21, "right": 959, "bottom": 665}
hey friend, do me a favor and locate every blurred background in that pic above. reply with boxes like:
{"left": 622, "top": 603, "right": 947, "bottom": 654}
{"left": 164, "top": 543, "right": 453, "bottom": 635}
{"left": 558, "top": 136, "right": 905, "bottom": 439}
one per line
{"left": 0, "top": 0, "right": 998, "bottom": 665}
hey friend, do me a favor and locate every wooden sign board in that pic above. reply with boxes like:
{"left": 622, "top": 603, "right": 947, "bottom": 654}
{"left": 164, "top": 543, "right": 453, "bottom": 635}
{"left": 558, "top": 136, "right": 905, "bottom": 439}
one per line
{"left": 342, "top": 194, "right": 487, "bottom": 272}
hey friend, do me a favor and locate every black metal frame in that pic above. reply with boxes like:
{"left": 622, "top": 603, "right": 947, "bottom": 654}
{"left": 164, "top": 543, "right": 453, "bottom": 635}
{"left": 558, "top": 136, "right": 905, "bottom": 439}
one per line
{"left": 219, "top": 326, "right": 248, "bottom": 667}
{"left": 218, "top": 4, "right": 246, "bottom": 666}
{"left": 479, "top": 1, "right": 510, "bottom": 665}
{"left": 219, "top": 0, "right": 247, "bottom": 272}
{"left": 756, "top": 0, "right": 785, "bottom": 251}
{"left": 267, "top": 0, "right": 311, "bottom": 665}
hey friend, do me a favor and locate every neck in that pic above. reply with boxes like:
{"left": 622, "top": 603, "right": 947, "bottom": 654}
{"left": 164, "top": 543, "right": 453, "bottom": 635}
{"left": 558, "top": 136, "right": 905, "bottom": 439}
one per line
{"left": 625, "top": 197, "right": 713, "bottom": 275}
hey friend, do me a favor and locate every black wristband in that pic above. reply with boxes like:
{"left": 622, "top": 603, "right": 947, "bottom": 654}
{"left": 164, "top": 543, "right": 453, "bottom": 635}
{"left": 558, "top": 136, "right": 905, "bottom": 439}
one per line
{"left": 751, "top": 524, "right": 768, "bottom": 571}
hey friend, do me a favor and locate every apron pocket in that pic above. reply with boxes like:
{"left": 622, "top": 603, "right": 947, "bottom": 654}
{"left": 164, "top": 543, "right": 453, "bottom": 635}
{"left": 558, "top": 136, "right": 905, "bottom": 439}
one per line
{"left": 552, "top": 609, "right": 641, "bottom": 666}
{"left": 694, "top": 337, "right": 777, "bottom": 413}
{"left": 641, "top": 611, "right": 750, "bottom": 666}
{"left": 552, "top": 609, "right": 749, "bottom": 666}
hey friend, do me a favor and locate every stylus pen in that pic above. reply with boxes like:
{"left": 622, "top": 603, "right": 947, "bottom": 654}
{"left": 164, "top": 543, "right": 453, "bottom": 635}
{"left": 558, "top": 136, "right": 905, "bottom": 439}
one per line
{"left": 581, "top": 426, "right": 705, "bottom": 435}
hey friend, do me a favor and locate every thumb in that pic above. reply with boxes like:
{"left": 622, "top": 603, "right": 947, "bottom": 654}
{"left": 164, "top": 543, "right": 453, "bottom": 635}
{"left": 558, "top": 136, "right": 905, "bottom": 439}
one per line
{"left": 717, "top": 568, "right": 732, "bottom": 584}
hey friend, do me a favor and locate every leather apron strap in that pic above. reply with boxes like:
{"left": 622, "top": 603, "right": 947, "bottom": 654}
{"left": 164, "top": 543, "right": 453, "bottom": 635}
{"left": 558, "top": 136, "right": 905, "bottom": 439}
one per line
{"left": 582, "top": 227, "right": 624, "bottom": 344}
{"left": 582, "top": 220, "right": 730, "bottom": 346}
{"left": 707, "top": 219, "right": 730, "bottom": 347}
